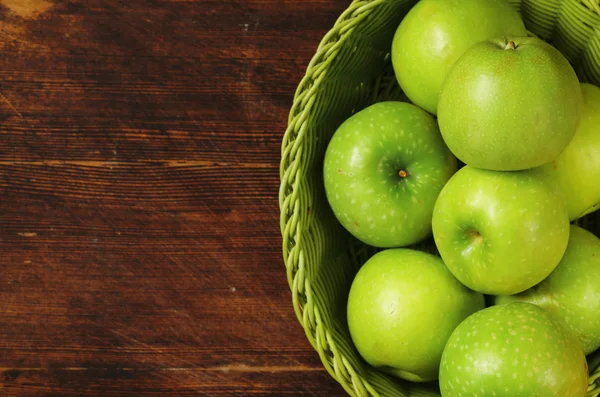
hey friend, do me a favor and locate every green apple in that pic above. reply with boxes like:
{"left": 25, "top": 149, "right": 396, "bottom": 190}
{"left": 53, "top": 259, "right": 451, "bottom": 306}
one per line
{"left": 495, "top": 225, "right": 600, "bottom": 354}
{"left": 323, "top": 101, "right": 456, "bottom": 248}
{"left": 391, "top": 0, "right": 526, "bottom": 114}
{"left": 529, "top": 83, "right": 600, "bottom": 220}
{"left": 438, "top": 37, "right": 583, "bottom": 171}
{"left": 347, "top": 248, "right": 484, "bottom": 382}
{"left": 432, "top": 166, "right": 570, "bottom": 295}
{"left": 440, "top": 302, "right": 589, "bottom": 397}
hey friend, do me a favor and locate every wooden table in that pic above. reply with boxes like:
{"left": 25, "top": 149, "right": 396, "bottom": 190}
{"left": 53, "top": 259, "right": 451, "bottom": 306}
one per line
{"left": 0, "top": 0, "right": 349, "bottom": 395}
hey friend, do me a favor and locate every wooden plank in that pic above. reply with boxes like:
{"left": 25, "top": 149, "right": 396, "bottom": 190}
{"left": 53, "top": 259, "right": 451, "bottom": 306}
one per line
{"left": 0, "top": 0, "right": 351, "bottom": 395}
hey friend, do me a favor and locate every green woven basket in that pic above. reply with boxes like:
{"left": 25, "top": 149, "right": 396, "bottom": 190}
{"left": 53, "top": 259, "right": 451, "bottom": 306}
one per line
{"left": 279, "top": 0, "right": 600, "bottom": 395}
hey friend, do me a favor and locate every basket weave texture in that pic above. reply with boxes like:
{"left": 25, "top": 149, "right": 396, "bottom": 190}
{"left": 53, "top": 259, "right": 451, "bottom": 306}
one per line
{"left": 279, "top": 1, "right": 600, "bottom": 396}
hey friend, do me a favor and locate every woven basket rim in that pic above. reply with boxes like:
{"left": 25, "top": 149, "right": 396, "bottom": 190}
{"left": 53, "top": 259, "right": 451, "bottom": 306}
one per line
{"left": 280, "top": 1, "right": 399, "bottom": 395}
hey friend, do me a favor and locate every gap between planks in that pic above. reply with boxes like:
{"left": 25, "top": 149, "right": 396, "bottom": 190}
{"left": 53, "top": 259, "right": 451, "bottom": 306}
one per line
{"left": 0, "top": 160, "right": 277, "bottom": 168}
{"left": 0, "top": 366, "right": 324, "bottom": 373}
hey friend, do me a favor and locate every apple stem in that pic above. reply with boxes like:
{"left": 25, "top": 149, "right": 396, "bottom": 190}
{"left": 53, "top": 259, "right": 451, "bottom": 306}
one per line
{"left": 398, "top": 170, "right": 408, "bottom": 178}
{"left": 467, "top": 229, "right": 484, "bottom": 244}
{"left": 505, "top": 41, "right": 516, "bottom": 50}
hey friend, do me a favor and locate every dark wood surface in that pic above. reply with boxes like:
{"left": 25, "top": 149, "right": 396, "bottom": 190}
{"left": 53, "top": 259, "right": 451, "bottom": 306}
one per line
{"left": 0, "top": 0, "right": 349, "bottom": 395}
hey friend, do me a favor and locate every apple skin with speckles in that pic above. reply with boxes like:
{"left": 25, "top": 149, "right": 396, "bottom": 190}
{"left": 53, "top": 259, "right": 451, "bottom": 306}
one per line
{"left": 323, "top": 101, "right": 456, "bottom": 248}
{"left": 432, "top": 166, "right": 570, "bottom": 295}
{"left": 347, "top": 249, "right": 484, "bottom": 382}
{"left": 438, "top": 37, "right": 582, "bottom": 171}
{"left": 439, "top": 302, "right": 588, "bottom": 397}
{"left": 529, "top": 83, "right": 600, "bottom": 221}
{"left": 391, "top": 0, "right": 526, "bottom": 114}
{"left": 495, "top": 225, "right": 600, "bottom": 354}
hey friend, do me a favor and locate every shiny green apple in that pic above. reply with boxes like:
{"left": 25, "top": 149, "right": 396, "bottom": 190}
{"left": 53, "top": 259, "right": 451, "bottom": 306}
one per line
{"left": 323, "top": 101, "right": 456, "bottom": 248}
{"left": 432, "top": 166, "right": 570, "bottom": 295}
{"left": 530, "top": 83, "right": 600, "bottom": 220}
{"left": 440, "top": 302, "right": 588, "bottom": 397}
{"left": 347, "top": 248, "right": 484, "bottom": 382}
{"left": 391, "top": 0, "right": 526, "bottom": 114}
{"left": 438, "top": 37, "right": 583, "bottom": 170}
{"left": 495, "top": 225, "right": 600, "bottom": 354}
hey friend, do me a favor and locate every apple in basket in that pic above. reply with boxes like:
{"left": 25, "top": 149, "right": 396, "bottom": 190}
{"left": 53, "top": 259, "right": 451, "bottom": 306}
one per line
{"left": 432, "top": 166, "right": 570, "bottom": 295}
{"left": 347, "top": 249, "right": 484, "bottom": 382}
{"left": 323, "top": 101, "right": 456, "bottom": 248}
{"left": 495, "top": 225, "right": 600, "bottom": 355}
{"left": 437, "top": 36, "right": 583, "bottom": 171}
{"left": 439, "top": 302, "right": 589, "bottom": 397}
{"left": 529, "top": 83, "right": 600, "bottom": 221}
{"left": 391, "top": 0, "right": 527, "bottom": 114}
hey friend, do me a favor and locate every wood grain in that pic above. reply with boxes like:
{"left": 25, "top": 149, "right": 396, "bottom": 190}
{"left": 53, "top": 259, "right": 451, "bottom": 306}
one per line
{"left": 0, "top": 0, "right": 349, "bottom": 395}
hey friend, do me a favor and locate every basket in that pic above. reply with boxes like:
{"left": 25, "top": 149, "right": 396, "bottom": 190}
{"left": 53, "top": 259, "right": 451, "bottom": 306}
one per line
{"left": 279, "top": 0, "right": 600, "bottom": 396}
